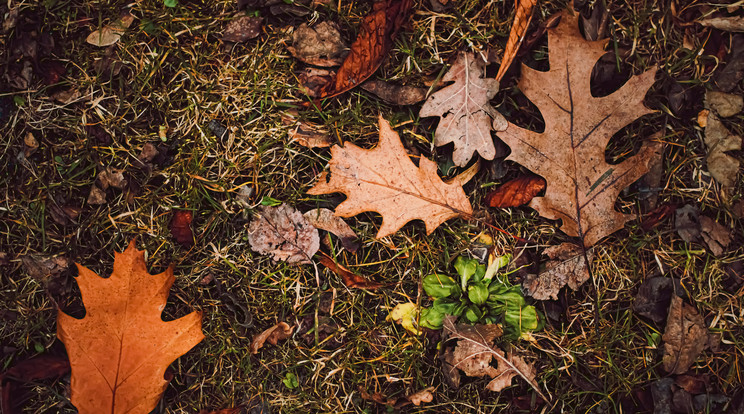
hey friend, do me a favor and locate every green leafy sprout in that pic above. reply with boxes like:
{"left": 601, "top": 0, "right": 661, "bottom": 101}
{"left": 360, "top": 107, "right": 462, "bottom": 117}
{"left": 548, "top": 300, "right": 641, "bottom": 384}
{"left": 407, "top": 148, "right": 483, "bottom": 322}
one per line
{"left": 420, "top": 255, "right": 543, "bottom": 338}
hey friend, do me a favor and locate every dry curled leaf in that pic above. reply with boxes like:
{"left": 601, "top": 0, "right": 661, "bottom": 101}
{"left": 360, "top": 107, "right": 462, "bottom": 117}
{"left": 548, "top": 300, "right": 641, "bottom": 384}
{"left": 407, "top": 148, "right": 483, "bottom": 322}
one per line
{"left": 303, "top": 208, "right": 359, "bottom": 253}
{"left": 288, "top": 21, "right": 347, "bottom": 67}
{"left": 522, "top": 243, "right": 593, "bottom": 301}
{"left": 675, "top": 204, "right": 700, "bottom": 243}
{"left": 441, "top": 316, "right": 547, "bottom": 400}
{"left": 361, "top": 79, "right": 427, "bottom": 105}
{"left": 495, "top": 0, "right": 536, "bottom": 81}
{"left": 317, "top": 252, "right": 383, "bottom": 289}
{"left": 57, "top": 240, "right": 204, "bottom": 414}
{"left": 308, "top": 0, "right": 412, "bottom": 100}
{"left": 250, "top": 322, "right": 294, "bottom": 354}
{"left": 698, "top": 15, "right": 744, "bottom": 32}
{"left": 289, "top": 121, "right": 335, "bottom": 148}
{"left": 420, "top": 52, "right": 507, "bottom": 167}
{"left": 662, "top": 296, "right": 709, "bottom": 375}
{"left": 222, "top": 15, "right": 262, "bottom": 43}
{"left": 86, "top": 12, "right": 135, "bottom": 47}
{"left": 308, "top": 116, "right": 473, "bottom": 238}
{"left": 247, "top": 204, "right": 320, "bottom": 264}
{"left": 699, "top": 216, "right": 732, "bottom": 256}
{"left": 703, "top": 95, "right": 741, "bottom": 192}
{"left": 497, "top": 11, "right": 664, "bottom": 247}
{"left": 21, "top": 255, "right": 70, "bottom": 281}
{"left": 485, "top": 174, "right": 546, "bottom": 208}
{"left": 170, "top": 210, "right": 194, "bottom": 247}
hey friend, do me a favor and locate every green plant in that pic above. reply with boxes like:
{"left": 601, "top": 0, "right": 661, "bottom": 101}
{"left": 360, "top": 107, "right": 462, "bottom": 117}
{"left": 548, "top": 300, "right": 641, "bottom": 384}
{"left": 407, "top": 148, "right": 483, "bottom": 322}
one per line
{"left": 420, "top": 255, "right": 541, "bottom": 337}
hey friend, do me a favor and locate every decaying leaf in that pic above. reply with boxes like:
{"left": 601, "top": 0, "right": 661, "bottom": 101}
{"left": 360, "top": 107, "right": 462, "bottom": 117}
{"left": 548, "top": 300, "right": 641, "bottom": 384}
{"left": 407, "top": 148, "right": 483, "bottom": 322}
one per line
{"left": 308, "top": 116, "right": 473, "bottom": 238}
{"left": 21, "top": 254, "right": 70, "bottom": 281}
{"left": 407, "top": 387, "right": 435, "bottom": 406}
{"left": 289, "top": 121, "right": 335, "bottom": 148}
{"left": 522, "top": 243, "right": 593, "bottom": 301}
{"left": 197, "top": 408, "right": 242, "bottom": 414}
{"left": 703, "top": 92, "right": 742, "bottom": 192}
{"left": 86, "top": 12, "right": 135, "bottom": 47}
{"left": 250, "top": 322, "right": 294, "bottom": 354}
{"left": 699, "top": 216, "right": 732, "bottom": 256}
{"left": 317, "top": 252, "right": 383, "bottom": 289}
{"left": 497, "top": 12, "right": 664, "bottom": 247}
{"left": 98, "top": 167, "right": 128, "bottom": 190}
{"left": 87, "top": 185, "right": 107, "bottom": 205}
{"left": 662, "top": 296, "right": 709, "bottom": 375}
{"left": 359, "top": 386, "right": 435, "bottom": 409}
{"left": 632, "top": 277, "right": 679, "bottom": 324}
{"left": 705, "top": 91, "right": 743, "bottom": 118}
{"left": 170, "top": 210, "right": 195, "bottom": 247}
{"left": 675, "top": 204, "right": 700, "bottom": 243}
{"left": 485, "top": 174, "right": 546, "bottom": 208}
{"left": 0, "top": 354, "right": 71, "bottom": 414}
{"left": 420, "top": 52, "right": 507, "bottom": 166}
{"left": 57, "top": 240, "right": 204, "bottom": 414}
{"left": 288, "top": 21, "right": 347, "bottom": 67}
{"left": 441, "top": 316, "right": 547, "bottom": 400}
{"left": 222, "top": 16, "right": 262, "bottom": 43}
{"left": 303, "top": 208, "right": 359, "bottom": 253}
{"left": 308, "top": 0, "right": 413, "bottom": 100}
{"left": 699, "top": 16, "right": 744, "bottom": 32}
{"left": 247, "top": 204, "right": 320, "bottom": 264}
{"left": 361, "top": 79, "right": 427, "bottom": 105}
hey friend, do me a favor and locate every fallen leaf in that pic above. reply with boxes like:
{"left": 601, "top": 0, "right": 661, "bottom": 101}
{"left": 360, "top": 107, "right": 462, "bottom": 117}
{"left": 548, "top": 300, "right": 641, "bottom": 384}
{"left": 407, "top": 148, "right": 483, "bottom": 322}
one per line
{"left": 675, "top": 374, "right": 708, "bottom": 395}
{"left": 298, "top": 67, "right": 336, "bottom": 97}
{"left": 497, "top": 11, "right": 664, "bottom": 247}
{"left": 289, "top": 121, "right": 334, "bottom": 148}
{"left": 197, "top": 409, "right": 242, "bottom": 414}
{"left": 87, "top": 185, "right": 107, "bottom": 205}
{"left": 309, "top": 0, "right": 413, "bottom": 100}
{"left": 222, "top": 15, "right": 262, "bottom": 42}
{"left": 49, "top": 203, "right": 82, "bottom": 225}
{"left": 170, "top": 210, "right": 195, "bottom": 247}
{"left": 714, "top": 35, "right": 744, "bottom": 92}
{"left": 138, "top": 143, "right": 159, "bottom": 163}
{"left": 250, "top": 322, "right": 294, "bottom": 354}
{"left": 0, "top": 354, "right": 70, "bottom": 414}
{"left": 485, "top": 174, "right": 546, "bottom": 208}
{"left": 288, "top": 21, "right": 347, "bottom": 67}
{"left": 308, "top": 116, "right": 473, "bottom": 238}
{"left": 247, "top": 204, "right": 320, "bottom": 264}
{"left": 675, "top": 204, "right": 700, "bottom": 243}
{"left": 578, "top": 0, "right": 609, "bottom": 41}
{"left": 632, "top": 277, "right": 679, "bottom": 324}
{"left": 406, "top": 387, "right": 435, "bottom": 406}
{"left": 699, "top": 15, "right": 744, "bottom": 32}
{"left": 317, "top": 252, "right": 383, "bottom": 289}
{"left": 703, "top": 96, "right": 742, "bottom": 191}
{"left": 522, "top": 243, "right": 593, "bottom": 301}
{"left": 699, "top": 216, "right": 732, "bottom": 256}
{"left": 495, "top": 0, "right": 536, "bottom": 81}
{"left": 419, "top": 52, "right": 506, "bottom": 167}
{"left": 86, "top": 12, "right": 135, "bottom": 47}
{"left": 57, "top": 240, "right": 204, "bottom": 413}
{"left": 705, "top": 91, "right": 743, "bottom": 117}
{"left": 303, "top": 208, "right": 359, "bottom": 253}
{"left": 97, "top": 167, "right": 127, "bottom": 190}
{"left": 441, "top": 316, "right": 547, "bottom": 400}
{"left": 662, "top": 296, "right": 708, "bottom": 375}
{"left": 360, "top": 79, "right": 427, "bottom": 105}
{"left": 23, "top": 132, "right": 38, "bottom": 157}
{"left": 21, "top": 254, "right": 70, "bottom": 281}
{"left": 639, "top": 135, "right": 665, "bottom": 210}
{"left": 387, "top": 302, "right": 421, "bottom": 335}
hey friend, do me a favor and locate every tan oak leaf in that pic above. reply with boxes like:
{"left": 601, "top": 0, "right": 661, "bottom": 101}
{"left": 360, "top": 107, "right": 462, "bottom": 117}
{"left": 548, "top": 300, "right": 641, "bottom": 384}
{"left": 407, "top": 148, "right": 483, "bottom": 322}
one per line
{"left": 308, "top": 115, "right": 473, "bottom": 238}
{"left": 420, "top": 52, "right": 507, "bottom": 167}
{"left": 497, "top": 11, "right": 664, "bottom": 247}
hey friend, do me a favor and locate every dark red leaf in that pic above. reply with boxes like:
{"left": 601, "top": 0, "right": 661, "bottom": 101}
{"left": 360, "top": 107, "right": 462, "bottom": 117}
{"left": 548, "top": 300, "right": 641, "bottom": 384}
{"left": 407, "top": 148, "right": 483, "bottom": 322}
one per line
{"left": 641, "top": 203, "right": 677, "bottom": 231}
{"left": 317, "top": 252, "right": 383, "bottom": 290}
{"left": 1, "top": 354, "right": 70, "bottom": 414}
{"left": 304, "top": 0, "right": 413, "bottom": 101}
{"left": 485, "top": 174, "right": 546, "bottom": 208}
{"left": 170, "top": 210, "right": 194, "bottom": 246}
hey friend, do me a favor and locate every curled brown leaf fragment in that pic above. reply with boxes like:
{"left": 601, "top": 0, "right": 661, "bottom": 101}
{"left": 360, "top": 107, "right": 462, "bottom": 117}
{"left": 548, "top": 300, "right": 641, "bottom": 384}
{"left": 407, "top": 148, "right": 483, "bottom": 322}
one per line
{"left": 360, "top": 79, "right": 427, "bottom": 105}
{"left": 662, "top": 296, "right": 709, "bottom": 375}
{"left": 288, "top": 21, "right": 348, "bottom": 67}
{"left": 247, "top": 204, "right": 320, "bottom": 264}
{"left": 86, "top": 12, "right": 135, "bottom": 47}
{"left": 303, "top": 208, "right": 359, "bottom": 253}
{"left": 495, "top": 0, "right": 536, "bottom": 81}
{"left": 289, "top": 121, "right": 335, "bottom": 148}
{"left": 522, "top": 243, "right": 593, "bottom": 301}
{"left": 485, "top": 174, "right": 546, "bottom": 208}
{"left": 171, "top": 210, "right": 195, "bottom": 247}
{"left": 317, "top": 252, "right": 383, "bottom": 289}
{"left": 250, "top": 322, "right": 294, "bottom": 354}
{"left": 222, "top": 16, "right": 262, "bottom": 43}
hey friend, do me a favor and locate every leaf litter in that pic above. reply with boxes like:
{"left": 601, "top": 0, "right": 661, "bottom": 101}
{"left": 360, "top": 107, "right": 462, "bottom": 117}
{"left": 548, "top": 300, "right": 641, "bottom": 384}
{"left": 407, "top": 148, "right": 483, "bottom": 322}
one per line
{"left": 247, "top": 204, "right": 320, "bottom": 264}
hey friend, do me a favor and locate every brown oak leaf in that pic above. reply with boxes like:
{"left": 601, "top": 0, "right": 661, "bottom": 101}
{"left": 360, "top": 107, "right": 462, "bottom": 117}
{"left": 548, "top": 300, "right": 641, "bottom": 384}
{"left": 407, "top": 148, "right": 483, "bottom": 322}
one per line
{"left": 308, "top": 116, "right": 473, "bottom": 238}
{"left": 420, "top": 52, "right": 507, "bottom": 166}
{"left": 441, "top": 316, "right": 547, "bottom": 400}
{"left": 247, "top": 204, "right": 320, "bottom": 264}
{"left": 522, "top": 243, "right": 593, "bottom": 301}
{"left": 497, "top": 11, "right": 664, "bottom": 247}
{"left": 57, "top": 240, "right": 204, "bottom": 414}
